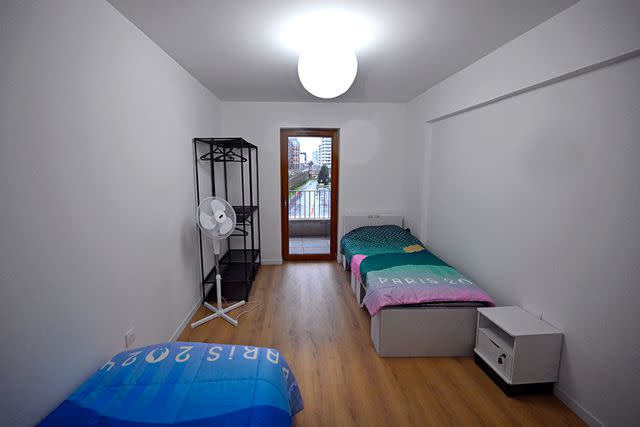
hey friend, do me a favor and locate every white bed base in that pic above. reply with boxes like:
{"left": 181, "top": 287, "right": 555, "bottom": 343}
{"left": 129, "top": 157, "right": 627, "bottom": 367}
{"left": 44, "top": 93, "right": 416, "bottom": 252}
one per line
{"left": 371, "top": 306, "right": 477, "bottom": 357}
{"left": 341, "top": 215, "right": 477, "bottom": 357}
{"left": 354, "top": 270, "right": 476, "bottom": 356}
{"left": 352, "top": 271, "right": 361, "bottom": 301}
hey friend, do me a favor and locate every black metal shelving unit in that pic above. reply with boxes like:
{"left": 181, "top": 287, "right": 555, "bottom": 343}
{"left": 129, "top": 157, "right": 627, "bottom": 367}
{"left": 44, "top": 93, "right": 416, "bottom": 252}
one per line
{"left": 193, "top": 137, "right": 261, "bottom": 302}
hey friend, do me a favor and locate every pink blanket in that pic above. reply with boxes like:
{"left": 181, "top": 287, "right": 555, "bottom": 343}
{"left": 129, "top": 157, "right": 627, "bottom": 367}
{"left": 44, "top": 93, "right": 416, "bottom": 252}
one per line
{"left": 350, "top": 254, "right": 367, "bottom": 284}
{"left": 352, "top": 252, "right": 494, "bottom": 316}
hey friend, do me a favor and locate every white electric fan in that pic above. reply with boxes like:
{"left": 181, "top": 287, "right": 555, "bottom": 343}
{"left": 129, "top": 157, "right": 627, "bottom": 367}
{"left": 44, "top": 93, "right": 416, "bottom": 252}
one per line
{"left": 190, "top": 197, "right": 246, "bottom": 328}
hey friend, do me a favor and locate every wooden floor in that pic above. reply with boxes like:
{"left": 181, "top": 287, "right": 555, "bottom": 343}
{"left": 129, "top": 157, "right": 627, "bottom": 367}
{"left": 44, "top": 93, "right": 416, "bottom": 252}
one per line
{"left": 179, "top": 262, "right": 584, "bottom": 427}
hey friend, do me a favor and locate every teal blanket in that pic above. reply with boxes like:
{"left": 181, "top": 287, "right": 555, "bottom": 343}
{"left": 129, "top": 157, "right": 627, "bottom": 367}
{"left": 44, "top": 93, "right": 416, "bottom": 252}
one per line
{"left": 339, "top": 225, "right": 421, "bottom": 265}
{"left": 359, "top": 251, "right": 448, "bottom": 283}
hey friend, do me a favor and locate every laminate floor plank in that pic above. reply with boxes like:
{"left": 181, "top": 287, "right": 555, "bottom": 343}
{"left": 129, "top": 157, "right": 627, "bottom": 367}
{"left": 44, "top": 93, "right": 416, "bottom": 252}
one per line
{"left": 179, "top": 262, "right": 584, "bottom": 427}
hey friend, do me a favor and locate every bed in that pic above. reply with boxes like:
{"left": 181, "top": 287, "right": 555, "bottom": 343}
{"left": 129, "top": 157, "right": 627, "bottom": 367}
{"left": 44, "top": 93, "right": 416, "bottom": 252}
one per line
{"left": 339, "top": 215, "right": 406, "bottom": 295}
{"left": 340, "top": 215, "right": 495, "bottom": 357}
{"left": 340, "top": 223, "right": 420, "bottom": 268}
{"left": 40, "top": 342, "right": 303, "bottom": 426}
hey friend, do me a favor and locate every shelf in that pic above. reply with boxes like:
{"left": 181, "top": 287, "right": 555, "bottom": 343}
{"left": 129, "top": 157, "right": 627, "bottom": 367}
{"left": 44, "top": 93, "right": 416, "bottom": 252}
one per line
{"left": 478, "top": 326, "right": 514, "bottom": 355}
{"left": 203, "top": 262, "right": 258, "bottom": 284}
{"left": 193, "top": 136, "right": 260, "bottom": 302}
{"left": 477, "top": 306, "right": 561, "bottom": 336}
{"left": 203, "top": 262, "right": 259, "bottom": 302}
{"left": 203, "top": 249, "right": 260, "bottom": 301}
{"left": 233, "top": 205, "right": 258, "bottom": 224}
{"left": 220, "top": 262, "right": 256, "bottom": 282}
{"left": 220, "top": 249, "right": 260, "bottom": 264}
{"left": 194, "top": 137, "right": 257, "bottom": 149}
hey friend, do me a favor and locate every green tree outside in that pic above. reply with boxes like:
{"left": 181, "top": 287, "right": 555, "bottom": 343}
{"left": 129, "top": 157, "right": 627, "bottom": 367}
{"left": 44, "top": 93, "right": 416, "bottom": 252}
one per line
{"left": 317, "top": 165, "right": 330, "bottom": 185}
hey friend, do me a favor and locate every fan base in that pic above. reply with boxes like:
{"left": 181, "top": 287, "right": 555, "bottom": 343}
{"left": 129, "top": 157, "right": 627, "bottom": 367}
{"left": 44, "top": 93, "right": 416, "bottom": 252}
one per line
{"left": 190, "top": 300, "right": 246, "bottom": 328}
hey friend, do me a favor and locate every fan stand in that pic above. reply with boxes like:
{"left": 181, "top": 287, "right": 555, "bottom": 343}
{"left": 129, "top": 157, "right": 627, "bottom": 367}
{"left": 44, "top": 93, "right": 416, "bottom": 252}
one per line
{"left": 190, "top": 254, "right": 246, "bottom": 328}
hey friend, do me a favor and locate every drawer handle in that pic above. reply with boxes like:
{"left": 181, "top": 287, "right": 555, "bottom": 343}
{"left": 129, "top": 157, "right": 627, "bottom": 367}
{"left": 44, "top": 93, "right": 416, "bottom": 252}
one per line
{"left": 497, "top": 353, "right": 506, "bottom": 365}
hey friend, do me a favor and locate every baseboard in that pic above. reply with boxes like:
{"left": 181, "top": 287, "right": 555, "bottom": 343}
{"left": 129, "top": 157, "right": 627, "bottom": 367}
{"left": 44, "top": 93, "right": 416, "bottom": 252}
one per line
{"left": 261, "top": 259, "right": 283, "bottom": 265}
{"left": 169, "top": 299, "right": 201, "bottom": 342}
{"left": 554, "top": 386, "right": 603, "bottom": 427}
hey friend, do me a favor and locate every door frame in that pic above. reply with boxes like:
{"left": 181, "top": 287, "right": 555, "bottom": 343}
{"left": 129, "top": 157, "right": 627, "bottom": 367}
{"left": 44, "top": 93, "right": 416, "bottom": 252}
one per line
{"left": 280, "top": 128, "right": 339, "bottom": 261}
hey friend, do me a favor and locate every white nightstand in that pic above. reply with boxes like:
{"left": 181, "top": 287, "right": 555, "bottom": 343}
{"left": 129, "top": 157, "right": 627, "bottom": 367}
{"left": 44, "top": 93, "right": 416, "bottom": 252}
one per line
{"left": 474, "top": 306, "right": 563, "bottom": 396}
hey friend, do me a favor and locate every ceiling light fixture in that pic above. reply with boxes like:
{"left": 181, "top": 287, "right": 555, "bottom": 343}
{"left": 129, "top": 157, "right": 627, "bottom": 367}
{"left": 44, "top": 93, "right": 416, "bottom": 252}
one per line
{"left": 282, "top": 9, "right": 371, "bottom": 99}
{"left": 298, "top": 45, "right": 358, "bottom": 99}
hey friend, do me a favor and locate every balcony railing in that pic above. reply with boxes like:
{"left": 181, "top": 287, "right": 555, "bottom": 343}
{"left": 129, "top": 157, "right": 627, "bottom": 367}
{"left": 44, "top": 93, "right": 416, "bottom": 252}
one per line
{"left": 288, "top": 189, "right": 330, "bottom": 219}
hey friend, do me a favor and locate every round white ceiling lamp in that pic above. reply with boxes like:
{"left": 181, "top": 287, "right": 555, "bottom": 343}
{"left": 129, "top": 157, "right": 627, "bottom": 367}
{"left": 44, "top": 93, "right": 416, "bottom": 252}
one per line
{"left": 297, "top": 46, "right": 358, "bottom": 99}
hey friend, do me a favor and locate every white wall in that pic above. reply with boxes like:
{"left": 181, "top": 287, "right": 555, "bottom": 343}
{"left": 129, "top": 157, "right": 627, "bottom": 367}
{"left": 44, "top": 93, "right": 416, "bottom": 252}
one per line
{"left": 0, "top": 1, "right": 221, "bottom": 425}
{"left": 220, "top": 102, "right": 412, "bottom": 263}
{"left": 407, "top": 1, "right": 640, "bottom": 425}
{"left": 405, "top": 97, "right": 431, "bottom": 243}
{"left": 414, "top": 0, "right": 640, "bottom": 123}
{"left": 428, "top": 55, "right": 640, "bottom": 427}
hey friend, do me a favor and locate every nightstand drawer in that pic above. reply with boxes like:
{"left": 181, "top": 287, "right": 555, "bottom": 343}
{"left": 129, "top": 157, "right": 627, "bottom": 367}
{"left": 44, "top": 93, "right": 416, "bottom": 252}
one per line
{"left": 477, "top": 327, "right": 513, "bottom": 379}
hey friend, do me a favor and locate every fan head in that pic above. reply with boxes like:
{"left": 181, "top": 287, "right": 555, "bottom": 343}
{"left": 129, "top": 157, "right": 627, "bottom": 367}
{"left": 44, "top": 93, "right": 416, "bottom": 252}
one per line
{"left": 196, "top": 197, "right": 236, "bottom": 241}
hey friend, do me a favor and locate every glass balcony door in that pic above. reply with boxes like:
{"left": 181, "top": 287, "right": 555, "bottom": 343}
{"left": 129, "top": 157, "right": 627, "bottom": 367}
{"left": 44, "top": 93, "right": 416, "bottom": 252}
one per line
{"left": 280, "top": 129, "right": 339, "bottom": 261}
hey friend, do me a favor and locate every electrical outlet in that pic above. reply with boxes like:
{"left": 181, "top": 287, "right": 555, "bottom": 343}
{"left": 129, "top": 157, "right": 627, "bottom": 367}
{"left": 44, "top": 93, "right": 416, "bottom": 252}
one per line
{"left": 125, "top": 328, "right": 136, "bottom": 348}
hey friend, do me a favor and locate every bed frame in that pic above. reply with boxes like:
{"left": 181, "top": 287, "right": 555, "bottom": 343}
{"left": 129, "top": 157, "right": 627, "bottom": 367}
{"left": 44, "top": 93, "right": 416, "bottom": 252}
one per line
{"left": 341, "top": 215, "right": 477, "bottom": 357}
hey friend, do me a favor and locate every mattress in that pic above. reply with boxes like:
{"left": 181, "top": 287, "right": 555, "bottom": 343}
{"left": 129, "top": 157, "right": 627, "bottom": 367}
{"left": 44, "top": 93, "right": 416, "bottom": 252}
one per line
{"left": 39, "top": 342, "right": 303, "bottom": 426}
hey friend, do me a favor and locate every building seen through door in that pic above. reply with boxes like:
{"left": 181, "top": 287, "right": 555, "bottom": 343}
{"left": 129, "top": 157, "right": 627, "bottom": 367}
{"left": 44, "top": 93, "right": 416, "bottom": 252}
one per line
{"left": 287, "top": 136, "right": 331, "bottom": 254}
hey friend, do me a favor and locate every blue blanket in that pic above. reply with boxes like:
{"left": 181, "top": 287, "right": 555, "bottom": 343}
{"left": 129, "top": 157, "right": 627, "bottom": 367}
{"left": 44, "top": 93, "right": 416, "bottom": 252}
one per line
{"left": 40, "top": 342, "right": 304, "bottom": 426}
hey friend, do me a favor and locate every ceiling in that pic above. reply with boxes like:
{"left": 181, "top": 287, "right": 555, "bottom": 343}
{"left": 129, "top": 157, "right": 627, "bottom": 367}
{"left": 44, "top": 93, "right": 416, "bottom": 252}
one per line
{"left": 107, "top": 0, "right": 578, "bottom": 102}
